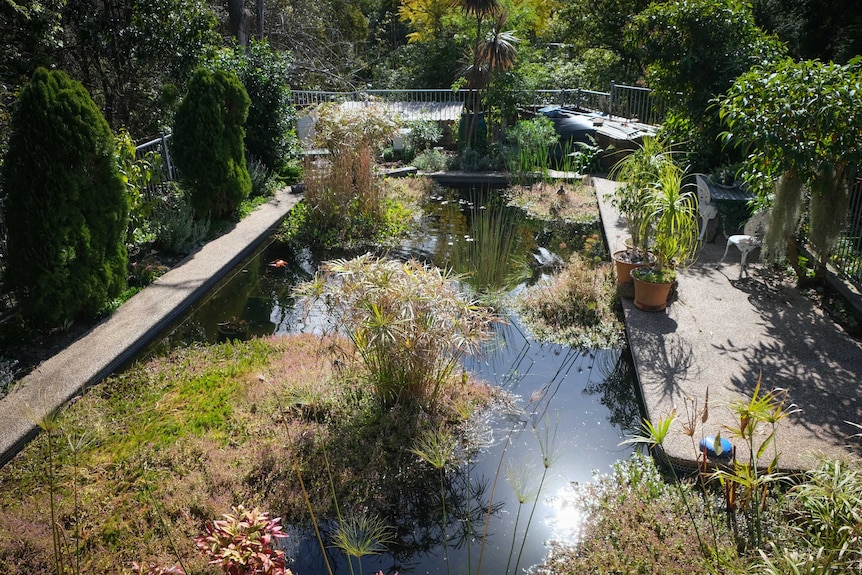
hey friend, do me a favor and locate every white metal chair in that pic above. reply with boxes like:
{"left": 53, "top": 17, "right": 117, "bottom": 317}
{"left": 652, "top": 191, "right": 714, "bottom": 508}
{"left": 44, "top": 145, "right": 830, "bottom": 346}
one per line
{"left": 694, "top": 174, "right": 719, "bottom": 241}
{"left": 719, "top": 210, "right": 770, "bottom": 275}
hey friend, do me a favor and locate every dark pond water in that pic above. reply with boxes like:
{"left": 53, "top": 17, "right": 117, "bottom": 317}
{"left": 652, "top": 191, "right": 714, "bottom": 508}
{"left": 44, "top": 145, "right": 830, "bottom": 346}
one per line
{"left": 151, "top": 185, "right": 641, "bottom": 575}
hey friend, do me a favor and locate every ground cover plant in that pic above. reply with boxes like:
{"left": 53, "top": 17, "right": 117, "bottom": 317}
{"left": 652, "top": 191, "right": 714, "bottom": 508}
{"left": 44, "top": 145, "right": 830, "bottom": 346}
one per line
{"left": 517, "top": 250, "right": 623, "bottom": 349}
{"left": 0, "top": 333, "right": 497, "bottom": 573}
{"left": 506, "top": 178, "right": 624, "bottom": 348}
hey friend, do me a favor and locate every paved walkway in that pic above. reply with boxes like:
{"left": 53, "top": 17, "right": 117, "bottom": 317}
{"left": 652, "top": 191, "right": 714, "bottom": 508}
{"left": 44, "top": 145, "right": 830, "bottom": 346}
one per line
{"left": 595, "top": 178, "right": 862, "bottom": 471}
{"left": 0, "top": 188, "right": 301, "bottom": 468}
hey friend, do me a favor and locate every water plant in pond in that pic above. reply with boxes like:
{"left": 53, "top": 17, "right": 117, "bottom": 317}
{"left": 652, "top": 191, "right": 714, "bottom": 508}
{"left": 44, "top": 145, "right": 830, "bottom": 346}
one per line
{"left": 451, "top": 198, "right": 528, "bottom": 294}
{"left": 411, "top": 427, "right": 460, "bottom": 575}
{"left": 331, "top": 512, "right": 395, "bottom": 575}
{"left": 506, "top": 115, "right": 558, "bottom": 182}
{"left": 506, "top": 180, "right": 600, "bottom": 225}
{"left": 294, "top": 254, "right": 499, "bottom": 407}
{"left": 301, "top": 103, "right": 403, "bottom": 247}
{"left": 517, "top": 251, "right": 623, "bottom": 349}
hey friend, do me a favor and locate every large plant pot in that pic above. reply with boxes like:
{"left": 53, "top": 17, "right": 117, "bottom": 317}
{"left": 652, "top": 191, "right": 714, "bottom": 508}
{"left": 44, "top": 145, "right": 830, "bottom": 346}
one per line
{"left": 632, "top": 275, "right": 674, "bottom": 311}
{"left": 613, "top": 249, "right": 652, "bottom": 285}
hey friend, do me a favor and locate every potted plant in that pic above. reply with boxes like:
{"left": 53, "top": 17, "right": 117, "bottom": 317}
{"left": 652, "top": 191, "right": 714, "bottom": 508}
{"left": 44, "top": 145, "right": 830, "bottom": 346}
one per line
{"left": 631, "top": 157, "right": 701, "bottom": 311}
{"left": 609, "top": 138, "right": 671, "bottom": 283}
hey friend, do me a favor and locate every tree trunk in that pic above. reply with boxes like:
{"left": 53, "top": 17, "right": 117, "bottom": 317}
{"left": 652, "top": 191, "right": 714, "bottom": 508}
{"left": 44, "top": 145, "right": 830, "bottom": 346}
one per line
{"left": 256, "top": 0, "right": 264, "bottom": 40}
{"left": 227, "top": 0, "right": 248, "bottom": 47}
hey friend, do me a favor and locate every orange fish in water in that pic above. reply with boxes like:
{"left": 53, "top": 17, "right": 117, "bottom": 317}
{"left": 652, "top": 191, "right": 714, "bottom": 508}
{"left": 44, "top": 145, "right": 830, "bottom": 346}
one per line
{"left": 268, "top": 259, "right": 288, "bottom": 268}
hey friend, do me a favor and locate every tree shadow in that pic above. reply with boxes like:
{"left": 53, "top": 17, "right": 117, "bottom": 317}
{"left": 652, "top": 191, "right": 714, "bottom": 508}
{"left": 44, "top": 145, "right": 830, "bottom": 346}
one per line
{"left": 711, "top": 266, "right": 862, "bottom": 450}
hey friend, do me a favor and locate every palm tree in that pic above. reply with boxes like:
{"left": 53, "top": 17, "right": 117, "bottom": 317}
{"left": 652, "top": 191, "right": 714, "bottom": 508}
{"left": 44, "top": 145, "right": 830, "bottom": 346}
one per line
{"left": 459, "top": 10, "right": 518, "bottom": 149}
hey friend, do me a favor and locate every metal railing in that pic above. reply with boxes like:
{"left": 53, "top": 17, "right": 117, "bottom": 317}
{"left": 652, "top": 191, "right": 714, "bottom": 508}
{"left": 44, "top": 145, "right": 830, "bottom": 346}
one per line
{"left": 834, "top": 178, "right": 862, "bottom": 286}
{"left": 291, "top": 83, "right": 673, "bottom": 126}
{"left": 135, "top": 133, "right": 177, "bottom": 200}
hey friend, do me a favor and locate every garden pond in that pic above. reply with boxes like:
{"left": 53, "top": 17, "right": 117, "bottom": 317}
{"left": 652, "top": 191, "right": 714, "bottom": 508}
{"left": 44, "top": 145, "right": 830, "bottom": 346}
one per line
{"left": 149, "top": 184, "right": 641, "bottom": 574}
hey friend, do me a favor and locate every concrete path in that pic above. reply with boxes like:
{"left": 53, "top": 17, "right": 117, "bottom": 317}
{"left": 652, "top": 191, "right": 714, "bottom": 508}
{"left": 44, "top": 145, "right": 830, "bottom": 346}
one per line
{"left": 0, "top": 188, "right": 302, "bottom": 468}
{"left": 595, "top": 177, "right": 862, "bottom": 471}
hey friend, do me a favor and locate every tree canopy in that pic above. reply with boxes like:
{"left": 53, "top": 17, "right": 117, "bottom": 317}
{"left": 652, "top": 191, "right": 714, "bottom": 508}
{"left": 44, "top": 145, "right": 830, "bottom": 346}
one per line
{"left": 720, "top": 58, "right": 862, "bottom": 274}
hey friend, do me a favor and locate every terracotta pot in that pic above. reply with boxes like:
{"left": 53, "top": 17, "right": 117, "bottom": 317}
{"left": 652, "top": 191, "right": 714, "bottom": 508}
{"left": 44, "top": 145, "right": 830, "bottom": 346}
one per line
{"left": 632, "top": 275, "right": 673, "bottom": 311}
{"left": 612, "top": 249, "right": 652, "bottom": 285}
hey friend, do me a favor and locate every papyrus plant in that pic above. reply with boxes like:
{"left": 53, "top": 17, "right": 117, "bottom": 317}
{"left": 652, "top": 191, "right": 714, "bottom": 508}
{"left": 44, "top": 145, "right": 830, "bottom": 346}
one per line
{"left": 295, "top": 254, "right": 498, "bottom": 407}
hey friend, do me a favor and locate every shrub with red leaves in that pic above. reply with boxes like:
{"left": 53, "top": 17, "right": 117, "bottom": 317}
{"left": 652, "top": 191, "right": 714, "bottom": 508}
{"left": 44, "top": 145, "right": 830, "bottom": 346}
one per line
{"left": 195, "top": 506, "right": 290, "bottom": 575}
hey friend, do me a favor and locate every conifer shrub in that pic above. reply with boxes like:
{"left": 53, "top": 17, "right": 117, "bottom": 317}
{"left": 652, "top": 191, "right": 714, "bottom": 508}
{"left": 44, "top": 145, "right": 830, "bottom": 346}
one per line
{"left": 172, "top": 68, "right": 251, "bottom": 219}
{"left": 2, "top": 67, "right": 129, "bottom": 328}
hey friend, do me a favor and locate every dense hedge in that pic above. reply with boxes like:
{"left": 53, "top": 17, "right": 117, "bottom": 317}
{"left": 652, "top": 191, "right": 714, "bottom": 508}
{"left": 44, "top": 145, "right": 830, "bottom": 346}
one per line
{"left": 212, "top": 40, "right": 298, "bottom": 177}
{"left": 2, "top": 67, "right": 129, "bottom": 328}
{"left": 172, "top": 67, "right": 251, "bottom": 219}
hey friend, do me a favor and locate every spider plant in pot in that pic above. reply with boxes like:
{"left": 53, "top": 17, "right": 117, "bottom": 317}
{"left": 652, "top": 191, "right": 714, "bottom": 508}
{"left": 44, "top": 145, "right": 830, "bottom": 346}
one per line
{"left": 609, "top": 138, "right": 673, "bottom": 283}
{"left": 631, "top": 158, "right": 700, "bottom": 311}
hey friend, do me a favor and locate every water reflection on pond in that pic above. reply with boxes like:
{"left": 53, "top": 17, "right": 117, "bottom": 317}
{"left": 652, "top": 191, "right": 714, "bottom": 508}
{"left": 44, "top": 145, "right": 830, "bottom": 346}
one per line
{"left": 155, "top": 185, "right": 641, "bottom": 574}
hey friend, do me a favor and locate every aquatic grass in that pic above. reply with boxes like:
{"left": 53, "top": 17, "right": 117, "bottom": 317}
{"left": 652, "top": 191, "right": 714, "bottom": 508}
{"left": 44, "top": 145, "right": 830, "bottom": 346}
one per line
{"left": 411, "top": 427, "right": 459, "bottom": 575}
{"left": 511, "top": 418, "right": 559, "bottom": 575}
{"left": 504, "top": 462, "right": 536, "bottom": 575}
{"left": 332, "top": 512, "right": 396, "bottom": 575}
{"left": 506, "top": 116, "right": 558, "bottom": 184}
{"left": 451, "top": 200, "right": 525, "bottom": 293}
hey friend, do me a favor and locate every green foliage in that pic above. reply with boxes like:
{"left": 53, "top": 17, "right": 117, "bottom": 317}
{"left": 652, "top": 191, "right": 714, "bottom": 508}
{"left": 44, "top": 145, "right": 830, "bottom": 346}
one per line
{"left": 451, "top": 198, "right": 525, "bottom": 293}
{"left": 211, "top": 40, "right": 299, "bottom": 177}
{"left": 644, "top": 158, "right": 700, "bottom": 272}
{"left": 506, "top": 115, "right": 558, "bottom": 177}
{"left": 628, "top": 0, "right": 785, "bottom": 169}
{"left": 172, "top": 67, "right": 252, "bottom": 220}
{"left": 753, "top": 0, "right": 862, "bottom": 64}
{"left": 115, "top": 130, "right": 162, "bottom": 247}
{"left": 59, "top": 0, "right": 218, "bottom": 133}
{"left": 762, "top": 458, "right": 862, "bottom": 573}
{"left": 405, "top": 118, "right": 443, "bottom": 152}
{"left": 720, "top": 57, "right": 862, "bottom": 275}
{"left": 713, "top": 376, "right": 798, "bottom": 551}
{"left": 413, "top": 149, "right": 449, "bottom": 171}
{"left": 151, "top": 183, "right": 211, "bottom": 255}
{"left": 610, "top": 137, "right": 675, "bottom": 255}
{"left": 294, "top": 254, "right": 498, "bottom": 407}
{"left": 247, "top": 157, "right": 277, "bottom": 199}
{"left": 556, "top": 0, "right": 650, "bottom": 65}
{"left": 2, "top": 68, "right": 129, "bottom": 328}
{"left": 612, "top": 137, "right": 699, "bottom": 279}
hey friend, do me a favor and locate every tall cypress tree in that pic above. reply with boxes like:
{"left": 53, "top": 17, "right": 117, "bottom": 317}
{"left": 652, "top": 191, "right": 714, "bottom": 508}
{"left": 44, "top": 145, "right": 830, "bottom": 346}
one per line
{"left": 2, "top": 67, "right": 129, "bottom": 328}
{"left": 172, "top": 67, "right": 251, "bottom": 219}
